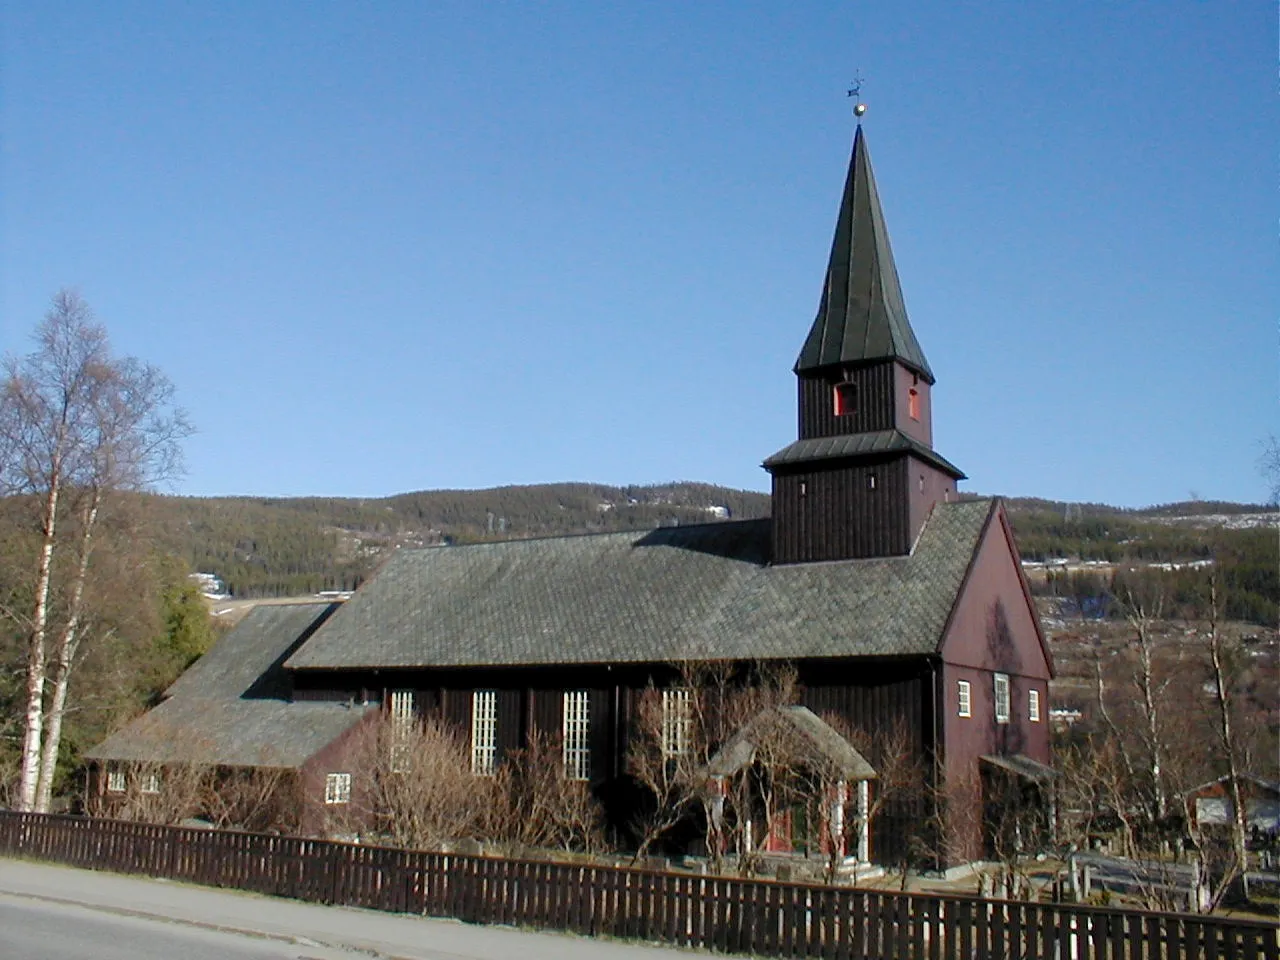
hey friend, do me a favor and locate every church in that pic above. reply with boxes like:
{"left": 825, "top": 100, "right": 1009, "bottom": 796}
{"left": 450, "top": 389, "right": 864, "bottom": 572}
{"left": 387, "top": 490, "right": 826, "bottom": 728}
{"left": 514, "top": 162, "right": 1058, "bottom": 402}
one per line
{"left": 89, "top": 123, "right": 1053, "bottom": 867}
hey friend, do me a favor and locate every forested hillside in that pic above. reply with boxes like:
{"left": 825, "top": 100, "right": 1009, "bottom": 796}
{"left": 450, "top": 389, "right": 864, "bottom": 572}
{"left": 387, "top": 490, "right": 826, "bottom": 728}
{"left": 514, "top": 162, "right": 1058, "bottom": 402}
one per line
{"left": 132, "top": 483, "right": 1277, "bottom": 626}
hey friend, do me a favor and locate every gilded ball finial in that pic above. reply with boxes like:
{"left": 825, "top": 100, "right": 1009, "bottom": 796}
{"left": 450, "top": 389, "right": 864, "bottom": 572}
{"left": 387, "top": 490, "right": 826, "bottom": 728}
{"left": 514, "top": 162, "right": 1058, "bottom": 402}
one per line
{"left": 848, "top": 71, "right": 868, "bottom": 121}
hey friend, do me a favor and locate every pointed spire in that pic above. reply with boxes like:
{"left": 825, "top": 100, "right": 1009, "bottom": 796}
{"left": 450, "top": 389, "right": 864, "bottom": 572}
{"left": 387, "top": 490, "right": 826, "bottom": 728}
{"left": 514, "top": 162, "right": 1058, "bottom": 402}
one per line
{"left": 795, "top": 126, "right": 934, "bottom": 382}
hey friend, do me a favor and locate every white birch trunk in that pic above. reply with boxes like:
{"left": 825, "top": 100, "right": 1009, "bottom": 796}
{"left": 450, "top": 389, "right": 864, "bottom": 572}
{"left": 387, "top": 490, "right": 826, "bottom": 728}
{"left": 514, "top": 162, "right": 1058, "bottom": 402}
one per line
{"left": 35, "top": 490, "right": 99, "bottom": 812}
{"left": 18, "top": 478, "right": 61, "bottom": 812}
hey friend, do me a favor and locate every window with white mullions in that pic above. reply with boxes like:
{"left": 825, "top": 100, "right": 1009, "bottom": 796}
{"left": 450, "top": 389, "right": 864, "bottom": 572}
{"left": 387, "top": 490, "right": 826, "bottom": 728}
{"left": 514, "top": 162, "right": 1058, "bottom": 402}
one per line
{"left": 390, "top": 689, "right": 416, "bottom": 772}
{"left": 141, "top": 772, "right": 161, "bottom": 794}
{"left": 994, "top": 673, "right": 1010, "bottom": 724}
{"left": 1029, "top": 688, "right": 1041, "bottom": 722}
{"left": 563, "top": 691, "right": 591, "bottom": 781}
{"left": 471, "top": 690, "right": 497, "bottom": 776}
{"left": 106, "top": 768, "right": 125, "bottom": 793}
{"left": 325, "top": 772, "right": 351, "bottom": 804}
{"left": 957, "top": 680, "right": 971, "bottom": 718}
{"left": 661, "top": 688, "right": 692, "bottom": 758}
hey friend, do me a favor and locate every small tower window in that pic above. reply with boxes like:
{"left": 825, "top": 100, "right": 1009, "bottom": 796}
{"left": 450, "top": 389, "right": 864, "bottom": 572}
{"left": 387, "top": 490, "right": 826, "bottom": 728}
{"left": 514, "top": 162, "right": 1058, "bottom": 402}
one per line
{"left": 799, "top": 481, "right": 807, "bottom": 498}
{"left": 908, "top": 388, "right": 920, "bottom": 421}
{"left": 867, "top": 474, "right": 876, "bottom": 490}
{"left": 918, "top": 475, "right": 925, "bottom": 492}
{"left": 833, "top": 381, "right": 857, "bottom": 416}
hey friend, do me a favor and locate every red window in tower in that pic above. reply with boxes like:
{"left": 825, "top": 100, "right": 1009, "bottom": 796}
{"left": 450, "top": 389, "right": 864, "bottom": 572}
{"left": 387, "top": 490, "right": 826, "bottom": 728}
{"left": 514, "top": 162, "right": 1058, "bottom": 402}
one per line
{"left": 908, "top": 388, "right": 920, "bottom": 421}
{"left": 833, "top": 381, "right": 857, "bottom": 416}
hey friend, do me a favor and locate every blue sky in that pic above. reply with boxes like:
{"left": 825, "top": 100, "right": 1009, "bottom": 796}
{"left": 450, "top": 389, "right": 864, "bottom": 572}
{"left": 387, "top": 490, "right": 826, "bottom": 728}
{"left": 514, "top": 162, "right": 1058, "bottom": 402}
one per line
{"left": 1, "top": 2, "right": 1275, "bottom": 507}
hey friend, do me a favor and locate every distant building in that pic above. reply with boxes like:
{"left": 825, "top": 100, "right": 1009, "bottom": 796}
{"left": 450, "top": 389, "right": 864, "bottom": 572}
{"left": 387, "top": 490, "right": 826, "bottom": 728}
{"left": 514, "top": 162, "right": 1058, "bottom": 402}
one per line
{"left": 89, "top": 125, "right": 1052, "bottom": 866}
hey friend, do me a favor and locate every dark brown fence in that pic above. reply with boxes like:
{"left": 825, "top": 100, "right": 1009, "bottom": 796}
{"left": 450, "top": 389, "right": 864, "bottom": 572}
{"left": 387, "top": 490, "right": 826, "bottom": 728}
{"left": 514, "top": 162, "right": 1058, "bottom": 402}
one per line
{"left": 1, "top": 812, "right": 1275, "bottom": 959}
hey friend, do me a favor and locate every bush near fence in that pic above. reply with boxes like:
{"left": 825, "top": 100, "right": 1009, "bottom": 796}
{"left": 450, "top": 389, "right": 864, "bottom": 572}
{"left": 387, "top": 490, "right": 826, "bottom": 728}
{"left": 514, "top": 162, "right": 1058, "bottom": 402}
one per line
{"left": 0, "top": 812, "right": 1275, "bottom": 960}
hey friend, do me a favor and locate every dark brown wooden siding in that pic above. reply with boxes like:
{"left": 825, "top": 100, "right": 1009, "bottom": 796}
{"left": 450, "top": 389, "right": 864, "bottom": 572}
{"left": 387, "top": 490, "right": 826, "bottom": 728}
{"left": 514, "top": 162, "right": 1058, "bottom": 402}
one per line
{"left": 798, "top": 361, "right": 895, "bottom": 439}
{"left": 799, "top": 662, "right": 935, "bottom": 867}
{"left": 771, "top": 456, "right": 909, "bottom": 563}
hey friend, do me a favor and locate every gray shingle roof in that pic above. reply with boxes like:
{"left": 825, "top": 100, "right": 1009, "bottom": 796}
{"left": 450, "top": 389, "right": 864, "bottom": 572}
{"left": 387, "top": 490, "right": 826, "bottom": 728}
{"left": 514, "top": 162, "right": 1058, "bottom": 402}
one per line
{"left": 87, "top": 603, "right": 371, "bottom": 769}
{"left": 706, "top": 706, "right": 877, "bottom": 781}
{"left": 286, "top": 499, "right": 996, "bottom": 671}
{"left": 795, "top": 126, "right": 933, "bottom": 382}
{"left": 763, "top": 429, "right": 965, "bottom": 478}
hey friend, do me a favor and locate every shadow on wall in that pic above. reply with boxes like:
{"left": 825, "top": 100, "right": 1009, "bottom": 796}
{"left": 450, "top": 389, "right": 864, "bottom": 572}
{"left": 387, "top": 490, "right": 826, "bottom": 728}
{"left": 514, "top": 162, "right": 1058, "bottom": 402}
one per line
{"left": 986, "top": 600, "right": 1025, "bottom": 756}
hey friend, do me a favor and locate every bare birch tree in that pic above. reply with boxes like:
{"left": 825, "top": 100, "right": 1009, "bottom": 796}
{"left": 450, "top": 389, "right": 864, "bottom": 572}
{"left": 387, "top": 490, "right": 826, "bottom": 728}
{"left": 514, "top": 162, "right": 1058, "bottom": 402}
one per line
{"left": 1, "top": 291, "right": 189, "bottom": 811}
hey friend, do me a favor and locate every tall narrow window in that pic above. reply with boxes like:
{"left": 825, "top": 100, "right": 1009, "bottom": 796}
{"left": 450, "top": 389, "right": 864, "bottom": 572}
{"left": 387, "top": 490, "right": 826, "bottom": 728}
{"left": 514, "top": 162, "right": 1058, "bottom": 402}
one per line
{"left": 325, "top": 773, "right": 352, "bottom": 804}
{"left": 390, "top": 689, "right": 415, "bottom": 772}
{"left": 957, "top": 680, "right": 972, "bottom": 718}
{"left": 661, "top": 688, "right": 692, "bottom": 758}
{"left": 563, "top": 691, "right": 591, "bottom": 781}
{"left": 833, "top": 381, "right": 857, "bottom": 416}
{"left": 471, "top": 690, "right": 497, "bottom": 776}
{"left": 1029, "top": 688, "right": 1041, "bottom": 723}
{"left": 994, "top": 673, "right": 1011, "bottom": 724}
{"left": 908, "top": 388, "right": 920, "bottom": 420}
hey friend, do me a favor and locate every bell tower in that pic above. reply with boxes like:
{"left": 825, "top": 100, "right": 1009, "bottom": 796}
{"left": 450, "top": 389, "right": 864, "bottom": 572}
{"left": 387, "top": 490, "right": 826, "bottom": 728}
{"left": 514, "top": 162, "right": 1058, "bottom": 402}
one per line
{"left": 765, "top": 125, "right": 964, "bottom": 564}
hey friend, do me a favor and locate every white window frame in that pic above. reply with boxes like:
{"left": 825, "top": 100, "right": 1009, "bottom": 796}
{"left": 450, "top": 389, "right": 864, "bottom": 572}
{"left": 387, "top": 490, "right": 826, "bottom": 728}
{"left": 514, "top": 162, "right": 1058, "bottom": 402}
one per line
{"left": 390, "top": 689, "right": 416, "bottom": 772}
{"left": 140, "top": 772, "right": 161, "bottom": 795}
{"left": 471, "top": 690, "right": 498, "bottom": 776}
{"left": 563, "top": 690, "right": 591, "bottom": 781}
{"left": 994, "top": 673, "right": 1011, "bottom": 724}
{"left": 661, "top": 688, "right": 692, "bottom": 758}
{"left": 957, "top": 680, "right": 972, "bottom": 718}
{"left": 106, "top": 768, "right": 126, "bottom": 793}
{"left": 325, "top": 772, "right": 352, "bottom": 805}
{"left": 390, "top": 689, "right": 415, "bottom": 725}
{"left": 1029, "top": 688, "right": 1041, "bottom": 723}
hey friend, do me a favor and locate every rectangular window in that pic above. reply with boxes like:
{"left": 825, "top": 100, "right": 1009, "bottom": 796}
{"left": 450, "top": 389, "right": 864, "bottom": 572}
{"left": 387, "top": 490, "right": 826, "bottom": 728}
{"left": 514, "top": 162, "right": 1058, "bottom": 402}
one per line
{"left": 471, "top": 690, "right": 497, "bottom": 776}
{"left": 141, "top": 772, "right": 161, "bottom": 795}
{"left": 908, "top": 388, "right": 920, "bottom": 420}
{"left": 324, "top": 772, "right": 352, "bottom": 805}
{"left": 957, "top": 680, "right": 972, "bottom": 718}
{"left": 390, "top": 689, "right": 416, "bottom": 772}
{"left": 994, "top": 673, "right": 1011, "bottom": 724}
{"left": 1029, "top": 688, "right": 1041, "bottom": 723}
{"left": 563, "top": 690, "right": 591, "bottom": 781}
{"left": 106, "top": 768, "right": 126, "bottom": 793}
{"left": 661, "top": 688, "right": 692, "bottom": 757}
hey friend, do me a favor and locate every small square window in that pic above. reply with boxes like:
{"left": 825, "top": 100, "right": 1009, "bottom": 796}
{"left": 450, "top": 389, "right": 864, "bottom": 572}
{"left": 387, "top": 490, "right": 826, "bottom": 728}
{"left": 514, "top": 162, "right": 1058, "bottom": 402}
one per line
{"left": 1029, "top": 688, "right": 1041, "bottom": 723}
{"left": 325, "top": 772, "right": 352, "bottom": 805}
{"left": 994, "top": 674, "right": 1011, "bottom": 724}
{"left": 106, "top": 768, "right": 126, "bottom": 793}
{"left": 141, "top": 772, "right": 161, "bottom": 795}
{"left": 957, "top": 680, "right": 971, "bottom": 718}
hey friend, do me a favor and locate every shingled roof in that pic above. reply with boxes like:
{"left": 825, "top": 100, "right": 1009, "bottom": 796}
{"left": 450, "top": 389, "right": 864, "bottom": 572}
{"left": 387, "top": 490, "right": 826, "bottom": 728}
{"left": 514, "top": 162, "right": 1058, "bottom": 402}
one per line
{"left": 286, "top": 498, "right": 996, "bottom": 671}
{"left": 88, "top": 603, "right": 372, "bottom": 768}
{"left": 795, "top": 126, "right": 933, "bottom": 382}
{"left": 763, "top": 429, "right": 965, "bottom": 478}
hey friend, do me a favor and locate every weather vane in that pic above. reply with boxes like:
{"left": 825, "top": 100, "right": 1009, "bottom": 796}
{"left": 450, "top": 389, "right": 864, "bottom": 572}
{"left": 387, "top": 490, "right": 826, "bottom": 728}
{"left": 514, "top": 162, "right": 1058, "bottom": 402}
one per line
{"left": 847, "top": 71, "right": 868, "bottom": 119}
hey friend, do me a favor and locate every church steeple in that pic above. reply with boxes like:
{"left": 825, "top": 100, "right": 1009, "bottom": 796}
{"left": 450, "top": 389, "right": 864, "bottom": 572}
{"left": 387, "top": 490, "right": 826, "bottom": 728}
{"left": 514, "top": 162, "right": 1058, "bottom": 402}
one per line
{"left": 765, "top": 123, "right": 963, "bottom": 565}
{"left": 795, "top": 126, "right": 933, "bottom": 382}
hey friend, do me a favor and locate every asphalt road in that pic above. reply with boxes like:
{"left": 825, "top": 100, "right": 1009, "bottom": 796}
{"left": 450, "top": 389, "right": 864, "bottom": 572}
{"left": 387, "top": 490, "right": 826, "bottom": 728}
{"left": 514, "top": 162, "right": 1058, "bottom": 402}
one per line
{"left": 0, "top": 895, "right": 348, "bottom": 960}
{"left": 0, "top": 858, "right": 694, "bottom": 960}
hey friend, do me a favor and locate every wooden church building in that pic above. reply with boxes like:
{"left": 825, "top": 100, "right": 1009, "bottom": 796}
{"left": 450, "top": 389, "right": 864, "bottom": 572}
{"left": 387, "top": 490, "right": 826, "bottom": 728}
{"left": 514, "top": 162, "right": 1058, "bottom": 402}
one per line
{"left": 90, "top": 125, "right": 1053, "bottom": 866}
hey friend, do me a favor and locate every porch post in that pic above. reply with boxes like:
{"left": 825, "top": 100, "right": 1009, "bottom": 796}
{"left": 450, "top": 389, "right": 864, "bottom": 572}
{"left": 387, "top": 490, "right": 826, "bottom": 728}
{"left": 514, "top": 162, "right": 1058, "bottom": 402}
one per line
{"left": 857, "top": 779, "right": 870, "bottom": 864}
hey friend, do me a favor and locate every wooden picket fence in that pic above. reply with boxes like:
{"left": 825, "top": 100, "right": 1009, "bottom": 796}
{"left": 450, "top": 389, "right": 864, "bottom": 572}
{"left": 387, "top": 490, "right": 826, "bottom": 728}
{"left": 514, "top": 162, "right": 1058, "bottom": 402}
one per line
{"left": 0, "top": 812, "right": 1275, "bottom": 959}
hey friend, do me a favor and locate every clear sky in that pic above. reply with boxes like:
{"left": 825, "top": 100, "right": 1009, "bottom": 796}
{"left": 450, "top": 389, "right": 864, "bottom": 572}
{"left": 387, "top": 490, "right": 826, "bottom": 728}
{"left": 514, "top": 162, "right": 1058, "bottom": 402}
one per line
{"left": 1, "top": 2, "right": 1275, "bottom": 507}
